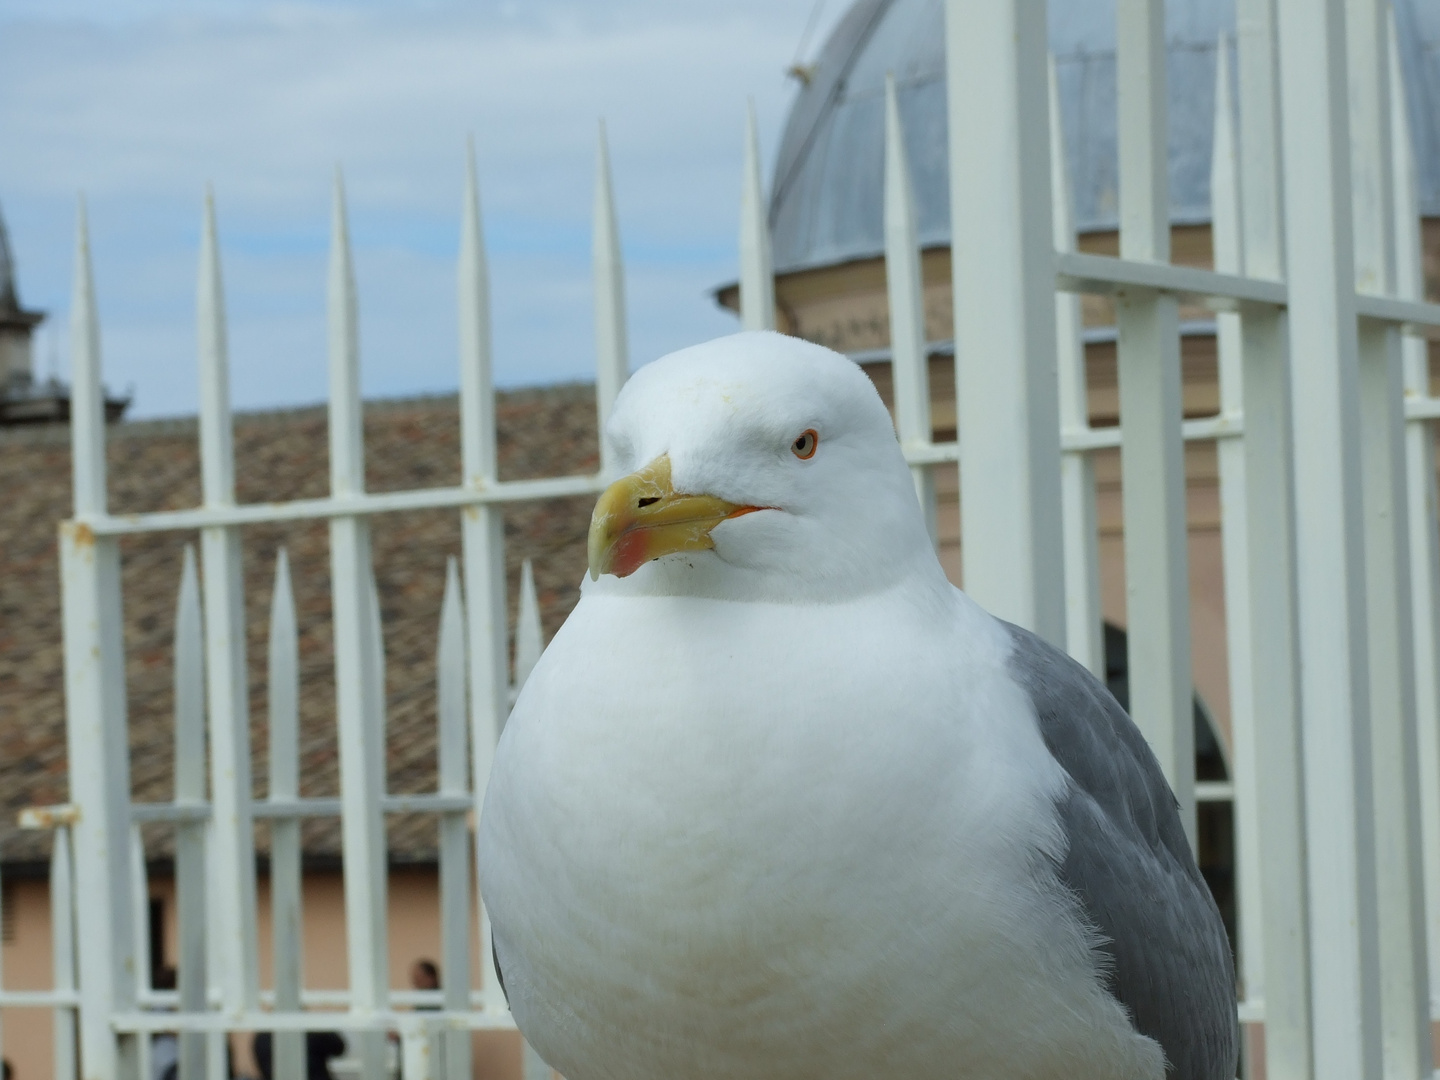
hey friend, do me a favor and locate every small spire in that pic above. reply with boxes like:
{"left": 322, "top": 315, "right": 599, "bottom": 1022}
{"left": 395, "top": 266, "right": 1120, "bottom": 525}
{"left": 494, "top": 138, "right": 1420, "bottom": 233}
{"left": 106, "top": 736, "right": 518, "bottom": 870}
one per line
{"left": 0, "top": 198, "right": 19, "bottom": 312}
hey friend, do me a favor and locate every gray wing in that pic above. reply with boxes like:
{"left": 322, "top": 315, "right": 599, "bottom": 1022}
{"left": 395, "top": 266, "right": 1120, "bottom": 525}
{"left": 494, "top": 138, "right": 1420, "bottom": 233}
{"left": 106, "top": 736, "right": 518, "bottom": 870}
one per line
{"left": 1002, "top": 621, "right": 1238, "bottom": 1080}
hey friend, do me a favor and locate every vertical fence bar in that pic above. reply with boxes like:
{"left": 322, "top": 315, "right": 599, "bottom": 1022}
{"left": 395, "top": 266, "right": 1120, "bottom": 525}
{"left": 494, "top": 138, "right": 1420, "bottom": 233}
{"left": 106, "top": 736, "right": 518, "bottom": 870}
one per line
{"left": 1210, "top": 34, "right": 1265, "bottom": 1018}
{"left": 267, "top": 548, "right": 305, "bottom": 1080}
{"left": 326, "top": 171, "right": 389, "bottom": 1080}
{"left": 401, "top": 1025, "right": 433, "bottom": 1080}
{"left": 205, "top": 1032, "right": 225, "bottom": 1080}
{"left": 1348, "top": 3, "right": 1434, "bottom": 1072}
{"left": 173, "top": 546, "right": 209, "bottom": 1078}
{"left": 200, "top": 834, "right": 228, "bottom": 1079}
{"left": 739, "top": 100, "right": 776, "bottom": 332}
{"left": 52, "top": 827, "right": 78, "bottom": 1080}
{"left": 0, "top": 857, "right": 6, "bottom": 1069}
{"left": 457, "top": 145, "right": 509, "bottom": 1017}
{"left": 1048, "top": 55, "right": 1104, "bottom": 678}
{"left": 437, "top": 558, "right": 472, "bottom": 1080}
{"left": 883, "top": 73, "right": 937, "bottom": 544}
{"left": 514, "top": 559, "right": 543, "bottom": 694}
{"left": 1234, "top": 1, "right": 1315, "bottom": 1074}
{"left": 129, "top": 829, "right": 149, "bottom": 999}
{"left": 944, "top": 0, "right": 1065, "bottom": 644}
{"left": 365, "top": 565, "right": 388, "bottom": 896}
{"left": 1275, "top": 0, "right": 1384, "bottom": 1075}
{"left": 593, "top": 122, "right": 629, "bottom": 476}
{"left": 62, "top": 197, "right": 138, "bottom": 1080}
{"left": 69, "top": 199, "right": 106, "bottom": 523}
{"left": 1391, "top": 10, "right": 1440, "bottom": 1027}
{"left": 458, "top": 143, "right": 498, "bottom": 492}
{"left": 129, "top": 828, "right": 152, "bottom": 1080}
{"left": 196, "top": 190, "right": 261, "bottom": 1022}
{"left": 201, "top": 836, "right": 228, "bottom": 1080}
{"left": 1113, "top": 0, "right": 1196, "bottom": 847}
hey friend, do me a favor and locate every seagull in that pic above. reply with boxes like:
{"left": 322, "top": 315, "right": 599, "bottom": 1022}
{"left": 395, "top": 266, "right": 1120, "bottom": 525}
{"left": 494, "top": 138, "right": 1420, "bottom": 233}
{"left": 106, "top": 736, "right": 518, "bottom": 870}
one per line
{"left": 477, "top": 332, "right": 1237, "bottom": 1080}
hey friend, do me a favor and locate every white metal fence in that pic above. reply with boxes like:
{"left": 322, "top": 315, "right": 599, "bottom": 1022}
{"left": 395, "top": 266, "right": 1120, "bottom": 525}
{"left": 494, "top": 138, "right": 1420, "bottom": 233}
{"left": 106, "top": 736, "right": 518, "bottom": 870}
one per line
{"left": 946, "top": 4, "right": 1440, "bottom": 1080}
{"left": 10, "top": 0, "right": 1440, "bottom": 1078}
{"left": 31, "top": 143, "right": 620, "bottom": 1079}
{"left": 107, "top": 542, "right": 548, "bottom": 1080}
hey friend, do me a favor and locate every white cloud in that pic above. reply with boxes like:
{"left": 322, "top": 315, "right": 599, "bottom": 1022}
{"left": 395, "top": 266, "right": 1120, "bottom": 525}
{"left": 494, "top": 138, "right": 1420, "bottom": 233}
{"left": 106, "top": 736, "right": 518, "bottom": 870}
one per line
{"left": 0, "top": 0, "right": 844, "bottom": 417}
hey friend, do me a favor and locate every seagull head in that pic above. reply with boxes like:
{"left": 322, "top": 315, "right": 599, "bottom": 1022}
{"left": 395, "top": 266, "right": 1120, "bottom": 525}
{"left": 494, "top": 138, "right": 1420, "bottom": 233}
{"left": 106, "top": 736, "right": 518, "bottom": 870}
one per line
{"left": 586, "top": 331, "right": 944, "bottom": 602}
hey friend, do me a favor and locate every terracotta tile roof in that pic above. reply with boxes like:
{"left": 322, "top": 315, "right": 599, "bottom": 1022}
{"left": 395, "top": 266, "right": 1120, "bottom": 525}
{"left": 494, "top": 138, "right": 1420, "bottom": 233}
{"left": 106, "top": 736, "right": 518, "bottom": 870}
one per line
{"left": 0, "top": 384, "right": 600, "bottom": 867}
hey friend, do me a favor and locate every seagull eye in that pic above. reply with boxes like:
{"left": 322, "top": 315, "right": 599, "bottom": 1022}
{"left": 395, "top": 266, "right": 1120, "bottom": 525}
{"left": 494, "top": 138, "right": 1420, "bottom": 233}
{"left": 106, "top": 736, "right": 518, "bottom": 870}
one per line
{"left": 791, "top": 429, "right": 818, "bottom": 460}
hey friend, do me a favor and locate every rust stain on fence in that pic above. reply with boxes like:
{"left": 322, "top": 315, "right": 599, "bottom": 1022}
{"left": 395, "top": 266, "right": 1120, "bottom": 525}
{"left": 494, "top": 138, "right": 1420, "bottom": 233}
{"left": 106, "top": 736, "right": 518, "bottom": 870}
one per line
{"left": 18, "top": 804, "right": 80, "bottom": 829}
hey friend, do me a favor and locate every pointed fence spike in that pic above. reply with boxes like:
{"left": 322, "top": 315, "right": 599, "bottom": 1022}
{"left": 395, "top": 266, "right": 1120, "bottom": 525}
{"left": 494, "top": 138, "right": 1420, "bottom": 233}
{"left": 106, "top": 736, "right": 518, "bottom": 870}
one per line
{"left": 70, "top": 195, "right": 107, "bottom": 516}
{"left": 739, "top": 100, "right": 776, "bottom": 331}
{"left": 1210, "top": 36, "right": 1245, "bottom": 411}
{"left": 327, "top": 204, "right": 389, "bottom": 1042}
{"left": 454, "top": 139, "right": 508, "bottom": 1022}
{"left": 883, "top": 73, "right": 929, "bottom": 442}
{"left": 196, "top": 262, "right": 262, "bottom": 1017}
{"left": 883, "top": 73, "right": 936, "bottom": 541}
{"left": 460, "top": 138, "right": 498, "bottom": 485}
{"left": 436, "top": 556, "right": 474, "bottom": 1075}
{"left": 1209, "top": 30, "right": 1268, "bottom": 1023}
{"left": 265, "top": 546, "right": 305, "bottom": 1074}
{"left": 594, "top": 120, "right": 630, "bottom": 476}
{"left": 174, "top": 546, "right": 206, "bottom": 801}
{"left": 173, "top": 554, "right": 209, "bottom": 1074}
{"left": 198, "top": 188, "right": 236, "bottom": 506}
{"left": 1047, "top": 58, "right": 1077, "bottom": 251}
{"left": 328, "top": 168, "right": 364, "bottom": 497}
{"left": 267, "top": 548, "right": 299, "bottom": 799}
{"left": 437, "top": 556, "right": 469, "bottom": 793}
{"left": 1047, "top": 52, "right": 1105, "bottom": 679}
{"left": 1211, "top": 40, "right": 1244, "bottom": 282}
{"left": 514, "top": 559, "right": 544, "bottom": 693}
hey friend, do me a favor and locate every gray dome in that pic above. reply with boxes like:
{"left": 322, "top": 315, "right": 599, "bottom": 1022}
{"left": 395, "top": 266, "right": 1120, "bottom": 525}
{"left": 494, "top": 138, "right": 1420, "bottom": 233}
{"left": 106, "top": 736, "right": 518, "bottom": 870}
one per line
{"left": 770, "top": 0, "right": 1440, "bottom": 274}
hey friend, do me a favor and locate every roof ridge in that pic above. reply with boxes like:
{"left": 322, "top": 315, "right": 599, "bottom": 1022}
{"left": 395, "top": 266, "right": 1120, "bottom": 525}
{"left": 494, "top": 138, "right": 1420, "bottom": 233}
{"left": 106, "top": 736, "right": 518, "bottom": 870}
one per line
{"left": 0, "top": 379, "right": 599, "bottom": 447}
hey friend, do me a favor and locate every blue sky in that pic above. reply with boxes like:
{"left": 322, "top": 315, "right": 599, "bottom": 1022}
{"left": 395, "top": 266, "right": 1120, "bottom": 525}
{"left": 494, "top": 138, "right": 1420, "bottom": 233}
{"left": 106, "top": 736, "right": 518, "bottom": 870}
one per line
{"left": 0, "top": 0, "right": 843, "bottom": 417}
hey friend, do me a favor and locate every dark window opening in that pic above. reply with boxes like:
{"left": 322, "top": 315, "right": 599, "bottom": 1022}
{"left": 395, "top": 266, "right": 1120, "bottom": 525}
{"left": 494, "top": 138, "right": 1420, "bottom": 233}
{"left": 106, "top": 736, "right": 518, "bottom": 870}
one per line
{"left": 1102, "top": 623, "right": 1236, "bottom": 961}
{"left": 1, "top": 883, "right": 14, "bottom": 943}
{"left": 149, "top": 897, "right": 166, "bottom": 986}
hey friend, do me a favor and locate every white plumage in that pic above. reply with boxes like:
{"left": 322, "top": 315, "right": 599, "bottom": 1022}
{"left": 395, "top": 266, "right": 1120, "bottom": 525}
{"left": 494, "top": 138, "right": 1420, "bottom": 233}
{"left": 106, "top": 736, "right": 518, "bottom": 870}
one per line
{"left": 478, "top": 332, "right": 1236, "bottom": 1080}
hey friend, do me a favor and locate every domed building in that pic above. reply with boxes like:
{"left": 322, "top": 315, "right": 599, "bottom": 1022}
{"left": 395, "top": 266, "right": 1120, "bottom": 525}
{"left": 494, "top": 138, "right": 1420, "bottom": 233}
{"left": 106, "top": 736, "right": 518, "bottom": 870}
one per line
{"left": 719, "top": 0, "right": 1440, "bottom": 972}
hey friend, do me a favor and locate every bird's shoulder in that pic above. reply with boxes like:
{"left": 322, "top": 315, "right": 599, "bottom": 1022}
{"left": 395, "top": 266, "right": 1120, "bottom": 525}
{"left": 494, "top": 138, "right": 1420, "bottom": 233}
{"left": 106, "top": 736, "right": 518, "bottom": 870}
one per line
{"left": 999, "top": 622, "right": 1178, "bottom": 841}
{"left": 997, "top": 620, "right": 1238, "bottom": 1080}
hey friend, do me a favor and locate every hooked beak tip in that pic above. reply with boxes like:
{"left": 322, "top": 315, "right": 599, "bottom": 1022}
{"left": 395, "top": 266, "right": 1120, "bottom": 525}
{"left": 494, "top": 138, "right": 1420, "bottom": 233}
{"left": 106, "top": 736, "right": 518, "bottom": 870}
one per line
{"left": 586, "top": 454, "right": 761, "bottom": 580}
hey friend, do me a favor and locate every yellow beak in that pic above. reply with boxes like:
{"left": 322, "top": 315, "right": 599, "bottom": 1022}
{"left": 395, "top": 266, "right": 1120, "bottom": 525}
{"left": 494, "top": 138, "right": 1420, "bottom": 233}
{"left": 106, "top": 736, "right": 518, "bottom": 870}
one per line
{"left": 587, "top": 455, "right": 765, "bottom": 580}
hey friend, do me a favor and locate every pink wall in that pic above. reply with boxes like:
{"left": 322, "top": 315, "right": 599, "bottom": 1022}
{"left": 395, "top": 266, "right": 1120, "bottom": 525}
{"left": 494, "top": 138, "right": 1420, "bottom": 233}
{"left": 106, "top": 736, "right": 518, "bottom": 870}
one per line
{"left": 2, "top": 878, "right": 58, "bottom": 1080}
{"left": 2, "top": 869, "right": 524, "bottom": 1080}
